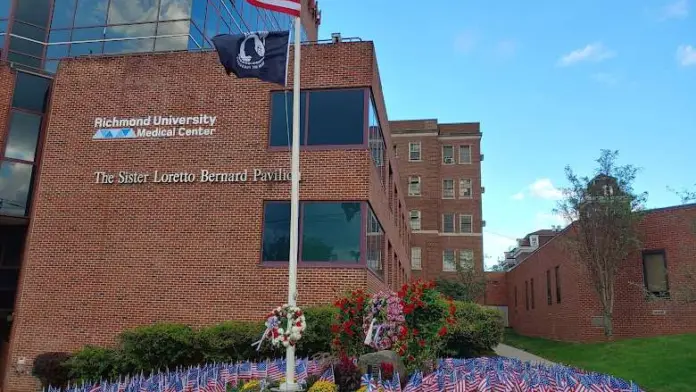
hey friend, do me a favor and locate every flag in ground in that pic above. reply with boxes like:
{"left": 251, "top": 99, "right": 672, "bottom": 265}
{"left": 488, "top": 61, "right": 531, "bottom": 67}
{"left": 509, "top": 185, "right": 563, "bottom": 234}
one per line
{"left": 247, "top": 0, "right": 301, "bottom": 17}
{"left": 212, "top": 30, "right": 290, "bottom": 86}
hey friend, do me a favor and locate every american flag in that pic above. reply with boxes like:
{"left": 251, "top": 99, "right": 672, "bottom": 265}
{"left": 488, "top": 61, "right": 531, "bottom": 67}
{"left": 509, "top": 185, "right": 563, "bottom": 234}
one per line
{"left": 246, "top": 0, "right": 301, "bottom": 17}
{"left": 267, "top": 360, "right": 285, "bottom": 381}
{"left": 361, "top": 373, "right": 379, "bottom": 392}
{"left": 319, "top": 366, "right": 335, "bottom": 383}
{"left": 421, "top": 371, "right": 440, "bottom": 392}
{"left": 295, "top": 360, "right": 308, "bottom": 381}
{"left": 238, "top": 362, "right": 252, "bottom": 381}
{"left": 307, "top": 359, "right": 320, "bottom": 376}
{"left": 251, "top": 361, "right": 268, "bottom": 379}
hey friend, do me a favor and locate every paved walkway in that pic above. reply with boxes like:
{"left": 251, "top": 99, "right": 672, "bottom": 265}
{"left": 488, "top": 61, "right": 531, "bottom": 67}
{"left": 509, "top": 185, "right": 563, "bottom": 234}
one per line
{"left": 494, "top": 344, "right": 555, "bottom": 365}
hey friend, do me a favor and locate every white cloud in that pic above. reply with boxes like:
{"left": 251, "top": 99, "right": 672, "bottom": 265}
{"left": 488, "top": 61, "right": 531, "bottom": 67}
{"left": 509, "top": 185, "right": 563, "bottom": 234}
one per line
{"left": 558, "top": 43, "right": 616, "bottom": 67}
{"left": 454, "top": 30, "right": 478, "bottom": 53}
{"left": 529, "top": 178, "right": 563, "bottom": 200}
{"left": 511, "top": 192, "right": 525, "bottom": 200}
{"left": 677, "top": 45, "right": 696, "bottom": 66}
{"left": 534, "top": 212, "right": 569, "bottom": 229}
{"left": 591, "top": 72, "right": 619, "bottom": 85}
{"left": 483, "top": 231, "right": 518, "bottom": 269}
{"left": 660, "top": 0, "right": 689, "bottom": 20}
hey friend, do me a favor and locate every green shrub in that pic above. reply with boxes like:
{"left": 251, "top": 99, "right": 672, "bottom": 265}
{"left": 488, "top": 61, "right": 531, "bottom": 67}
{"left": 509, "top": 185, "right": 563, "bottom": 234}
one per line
{"left": 442, "top": 301, "right": 504, "bottom": 358}
{"left": 32, "top": 352, "right": 72, "bottom": 388}
{"left": 66, "top": 346, "right": 123, "bottom": 383}
{"left": 295, "top": 305, "right": 338, "bottom": 357}
{"left": 197, "top": 320, "right": 272, "bottom": 362}
{"left": 118, "top": 323, "right": 199, "bottom": 373}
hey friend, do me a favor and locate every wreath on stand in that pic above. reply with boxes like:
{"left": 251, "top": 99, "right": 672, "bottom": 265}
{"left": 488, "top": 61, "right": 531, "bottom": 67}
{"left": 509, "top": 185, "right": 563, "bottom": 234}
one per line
{"left": 362, "top": 291, "right": 405, "bottom": 351}
{"left": 253, "top": 304, "right": 307, "bottom": 350}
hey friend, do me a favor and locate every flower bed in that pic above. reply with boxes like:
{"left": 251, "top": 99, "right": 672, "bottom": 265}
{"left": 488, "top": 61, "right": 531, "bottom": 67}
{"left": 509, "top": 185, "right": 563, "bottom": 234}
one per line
{"left": 50, "top": 357, "right": 644, "bottom": 392}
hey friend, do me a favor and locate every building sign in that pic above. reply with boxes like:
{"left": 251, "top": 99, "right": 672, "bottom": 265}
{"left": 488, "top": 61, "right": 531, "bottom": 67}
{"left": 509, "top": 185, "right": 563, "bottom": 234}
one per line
{"left": 94, "top": 169, "right": 298, "bottom": 184}
{"left": 92, "top": 115, "right": 217, "bottom": 140}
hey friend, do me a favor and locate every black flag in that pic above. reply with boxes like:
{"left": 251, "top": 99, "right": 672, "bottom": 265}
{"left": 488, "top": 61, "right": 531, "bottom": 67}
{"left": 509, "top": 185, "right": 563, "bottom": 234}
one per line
{"left": 212, "top": 31, "right": 290, "bottom": 86}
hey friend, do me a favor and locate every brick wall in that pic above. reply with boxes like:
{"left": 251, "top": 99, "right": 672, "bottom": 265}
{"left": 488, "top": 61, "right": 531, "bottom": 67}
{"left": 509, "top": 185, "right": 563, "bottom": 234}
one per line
{"left": 484, "top": 272, "right": 507, "bottom": 306}
{"left": 390, "top": 121, "right": 483, "bottom": 281}
{"left": 6, "top": 42, "right": 407, "bottom": 391}
{"left": 0, "top": 64, "right": 16, "bottom": 148}
{"left": 505, "top": 204, "right": 696, "bottom": 342}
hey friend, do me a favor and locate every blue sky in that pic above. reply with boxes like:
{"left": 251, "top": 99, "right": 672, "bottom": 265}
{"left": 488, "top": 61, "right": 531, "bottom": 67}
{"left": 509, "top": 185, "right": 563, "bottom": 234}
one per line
{"left": 315, "top": 0, "right": 696, "bottom": 268}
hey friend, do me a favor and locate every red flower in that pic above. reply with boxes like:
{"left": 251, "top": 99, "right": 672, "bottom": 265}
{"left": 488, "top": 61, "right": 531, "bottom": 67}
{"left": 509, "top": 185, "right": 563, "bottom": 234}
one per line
{"left": 407, "top": 355, "right": 415, "bottom": 362}
{"left": 330, "top": 324, "right": 340, "bottom": 333}
{"left": 398, "top": 326, "right": 408, "bottom": 338}
{"left": 438, "top": 326, "right": 448, "bottom": 337}
{"left": 412, "top": 328, "right": 419, "bottom": 336}
{"left": 418, "top": 339, "right": 425, "bottom": 347}
{"left": 398, "top": 346, "right": 406, "bottom": 356}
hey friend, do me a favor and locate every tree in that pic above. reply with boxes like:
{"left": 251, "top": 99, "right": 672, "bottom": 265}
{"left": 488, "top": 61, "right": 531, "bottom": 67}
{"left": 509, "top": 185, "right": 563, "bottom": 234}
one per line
{"left": 435, "top": 262, "right": 487, "bottom": 302}
{"left": 555, "top": 150, "right": 647, "bottom": 337}
{"left": 668, "top": 184, "right": 696, "bottom": 204}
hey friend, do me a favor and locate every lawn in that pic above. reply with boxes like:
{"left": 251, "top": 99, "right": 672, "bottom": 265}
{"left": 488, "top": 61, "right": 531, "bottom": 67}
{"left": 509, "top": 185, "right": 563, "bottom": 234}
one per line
{"left": 502, "top": 329, "right": 696, "bottom": 392}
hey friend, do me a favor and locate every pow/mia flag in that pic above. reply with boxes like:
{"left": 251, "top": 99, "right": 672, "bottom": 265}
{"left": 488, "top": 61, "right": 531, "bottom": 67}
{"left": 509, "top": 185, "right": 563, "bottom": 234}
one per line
{"left": 212, "top": 31, "right": 290, "bottom": 86}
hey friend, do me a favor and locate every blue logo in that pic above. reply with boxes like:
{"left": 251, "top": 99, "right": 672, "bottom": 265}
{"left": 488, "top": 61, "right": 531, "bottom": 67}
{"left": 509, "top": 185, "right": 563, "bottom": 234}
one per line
{"left": 93, "top": 128, "right": 136, "bottom": 140}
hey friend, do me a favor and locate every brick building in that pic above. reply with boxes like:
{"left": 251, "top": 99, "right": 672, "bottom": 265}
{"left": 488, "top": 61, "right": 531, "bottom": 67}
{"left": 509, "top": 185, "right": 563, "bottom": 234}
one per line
{"left": 390, "top": 120, "right": 484, "bottom": 280}
{"left": 501, "top": 203, "right": 696, "bottom": 342}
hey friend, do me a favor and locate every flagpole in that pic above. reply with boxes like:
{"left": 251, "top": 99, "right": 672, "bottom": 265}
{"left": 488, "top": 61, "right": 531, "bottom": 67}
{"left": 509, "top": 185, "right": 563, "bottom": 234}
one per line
{"left": 284, "top": 14, "right": 302, "bottom": 392}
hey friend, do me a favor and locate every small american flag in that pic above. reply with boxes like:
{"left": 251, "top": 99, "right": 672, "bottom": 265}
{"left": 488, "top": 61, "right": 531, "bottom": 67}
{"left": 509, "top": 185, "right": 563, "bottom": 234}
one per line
{"left": 295, "top": 360, "right": 308, "bottom": 382}
{"left": 252, "top": 361, "right": 268, "bottom": 379}
{"left": 238, "top": 362, "right": 252, "bottom": 381}
{"left": 307, "top": 359, "right": 320, "bottom": 376}
{"left": 246, "top": 0, "right": 300, "bottom": 17}
{"left": 267, "top": 360, "right": 285, "bottom": 381}
{"left": 403, "top": 372, "right": 422, "bottom": 392}
{"left": 319, "top": 366, "right": 335, "bottom": 383}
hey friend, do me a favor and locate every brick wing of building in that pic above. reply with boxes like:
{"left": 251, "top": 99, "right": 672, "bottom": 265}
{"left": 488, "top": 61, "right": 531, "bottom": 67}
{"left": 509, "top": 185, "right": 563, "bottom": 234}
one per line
{"left": 4, "top": 42, "right": 411, "bottom": 391}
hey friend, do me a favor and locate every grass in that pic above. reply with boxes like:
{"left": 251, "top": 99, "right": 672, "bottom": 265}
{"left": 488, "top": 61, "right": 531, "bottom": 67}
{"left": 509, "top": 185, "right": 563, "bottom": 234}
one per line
{"left": 502, "top": 329, "right": 696, "bottom": 392}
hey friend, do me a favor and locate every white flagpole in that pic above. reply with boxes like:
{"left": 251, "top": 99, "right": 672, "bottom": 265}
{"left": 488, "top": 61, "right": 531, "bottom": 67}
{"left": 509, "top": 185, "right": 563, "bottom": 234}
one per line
{"left": 283, "top": 14, "right": 302, "bottom": 392}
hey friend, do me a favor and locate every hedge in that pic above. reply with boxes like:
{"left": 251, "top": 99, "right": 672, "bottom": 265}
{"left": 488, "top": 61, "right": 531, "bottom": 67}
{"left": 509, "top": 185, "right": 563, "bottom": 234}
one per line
{"left": 34, "top": 302, "right": 501, "bottom": 386}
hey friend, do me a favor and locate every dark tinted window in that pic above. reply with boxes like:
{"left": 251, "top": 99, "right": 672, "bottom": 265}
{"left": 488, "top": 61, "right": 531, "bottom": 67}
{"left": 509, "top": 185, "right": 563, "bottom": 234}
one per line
{"left": 0, "top": 0, "right": 11, "bottom": 19}
{"left": 4, "top": 111, "right": 42, "bottom": 162}
{"left": 15, "top": 0, "right": 51, "bottom": 26}
{"left": 307, "top": 90, "right": 365, "bottom": 146}
{"left": 74, "top": 0, "right": 108, "bottom": 27}
{"left": 269, "top": 91, "right": 306, "bottom": 147}
{"left": 9, "top": 23, "right": 46, "bottom": 57}
{"left": 13, "top": 73, "right": 50, "bottom": 112}
{"left": 0, "top": 21, "right": 7, "bottom": 34}
{"left": 301, "top": 202, "right": 361, "bottom": 262}
{"left": 0, "top": 270, "right": 19, "bottom": 287}
{"left": 0, "top": 290, "right": 16, "bottom": 309}
{"left": 44, "top": 60, "right": 59, "bottom": 74}
{"left": 7, "top": 53, "right": 42, "bottom": 70}
{"left": 366, "top": 207, "right": 383, "bottom": 277}
{"left": 0, "top": 161, "right": 34, "bottom": 216}
{"left": 262, "top": 202, "right": 290, "bottom": 261}
{"left": 50, "top": 0, "right": 77, "bottom": 29}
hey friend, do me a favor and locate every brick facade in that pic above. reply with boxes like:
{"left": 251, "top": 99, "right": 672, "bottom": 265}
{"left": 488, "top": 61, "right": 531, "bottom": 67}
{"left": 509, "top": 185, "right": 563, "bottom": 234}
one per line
{"left": 4, "top": 42, "right": 409, "bottom": 391}
{"left": 390, "top": 121, "right": 483, "bottom": 281}
{"left": 503, "top": 204, "right": 696, "bottom": 342}
{"left": 0, "top": 65, "right": 15, "bottom": 149}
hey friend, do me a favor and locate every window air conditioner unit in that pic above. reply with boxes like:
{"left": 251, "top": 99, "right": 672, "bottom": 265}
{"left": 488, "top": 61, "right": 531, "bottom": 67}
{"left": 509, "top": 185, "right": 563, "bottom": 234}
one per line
{"left": 482, "top": 220, "right": 486, "bottom": 228}
{"left": 444, "top": 157, "right": 454, "bottom": 164}
{"left": 480, "top": 154, "right": 484, "bottom": 161}
{"left": 481, "top": 186, "right": 486, "bottom": 194}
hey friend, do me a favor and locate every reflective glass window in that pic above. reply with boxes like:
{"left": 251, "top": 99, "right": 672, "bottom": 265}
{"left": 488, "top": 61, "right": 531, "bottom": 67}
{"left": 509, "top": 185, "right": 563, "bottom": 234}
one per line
{"left": 44, "top": 60, "right": 59, "bottom": 74}
{"left": 204, "top": 4, "right": 220, "bottom": 41}
{"left": 154, "top": 21, "right": 189, "bottom": 51}
{"left": 0, "top": 161, "right": 34, "bottom": 217}
{"left": 191, "top": 0, "right": 206, "bottom": 30}
{"left": 188, "top": 22, "right": 204, "bottom": 50}
{"left": 0, "top": 21, "right": 7, "bottom": 34}
{"left": 261, "top": 201, "right": 290, "bottom": 262}
{"left": 50, "top": 0, "right": 77, "bottom": 29}
{"left": 0, "top": 0, "right": 10, "bottom": 19}
{"left": 74, "top": 0, "right": 108, "bottom": 27}
{"left": 307, "top": 90, "right": 365, "bottom": 146}
{"left": 7, "top": 53, "right": 42, "bottom": 70}
{"left": 13, "top": 72, "right": 50, "bottom": 113}
{"left": 241, "top": 0, "right": 258, "bottom": 31}
{"left": 4, "top": 111, "right": 42, "bottom": 162}
{"left": 69, "top": 27, "right": 104, "bottom": 56}
{"left": 159, "top": 0, "right": 192, "bottom": 20}
{"left": 104, "top": 23, "right": 156, "bottom": 54}
{"left": 269, "top": 91, "right": 306, "bottom": 147}
{"left": 9, "top": 23, "right": 46, "bottom": 57}
{"left": 366, "top": 207, "right": 384, "bottom": 277}
{"left": 108, "top": 0, "right": 159, "bottom": 24}
{"left": 47, "top": 30, "right": 71, "bottom": 58}
{"left": 302, "top": 202, "right": 362, "bottom": 263}
{"left": 15, "top": 0, "right": 51, "bottom": 26}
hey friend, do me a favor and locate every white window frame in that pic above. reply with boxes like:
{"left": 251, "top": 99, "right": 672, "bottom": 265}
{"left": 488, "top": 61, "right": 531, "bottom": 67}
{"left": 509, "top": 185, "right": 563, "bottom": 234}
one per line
{"left": 459, "top": 145, "right": 472, "bottom": 164}
{"left": 459, "top": 178, "right": 472, "bottom": 199}
{"left": 442, "top": 179, "right": 455, "bottom": 199}
{"left": 411, "top": 247, "right": 422, "bottom": 270}
{"left": 409, "top": 142, "right": 422, "bottom": 162}
{"left": 442, "top": 213, "right": 455, "bottom": 233}
{"left": 409, "top": 210, "right": 421, "bottom": 230}
{"left": 408, "top": 176, "right": 421, "bottom": 196}
{"left": 459, "top": 249, "right": 474, "bottom": 270}
{"left": 442, "top": 145, "right": 455, "bottom": 165}
{"left": 443, "top": 249, "right": 456, "bottom": 272}
{"left": 459, "top": 214, "right": 473, "bottom": 233}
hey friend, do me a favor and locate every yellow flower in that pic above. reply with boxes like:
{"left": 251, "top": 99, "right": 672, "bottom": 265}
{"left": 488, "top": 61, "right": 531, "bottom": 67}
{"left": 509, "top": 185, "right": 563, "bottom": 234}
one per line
{"left": 241, "top": 380, "right": 262, "bottom": 392}
{"left": 355, "top": 387, "right": 383, "bottom": 392}
{"left": 308, "top": 381, "right": 338, "bottom": 392}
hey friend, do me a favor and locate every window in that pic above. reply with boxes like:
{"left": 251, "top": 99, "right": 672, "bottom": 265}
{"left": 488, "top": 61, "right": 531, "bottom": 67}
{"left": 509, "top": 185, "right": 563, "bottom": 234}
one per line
{"left": 409, "top": 142, "right": 421, "bottom": 161}
{"left": 442, "top": 249, "right": 455, "bottom": 272}
{"left": 261, "top": 202, "right": 291, "bottom": 261}
{"left": 411, "top": 247, "right": 422, "bottom": 270}
{"left": 307, "top": 90, "right": 365, "bottom": 146}
{"left": 15, "top": 0, "right": 51, "bottom": 26}
{"left": 525, "top": 280, "right": 529, "bottom": 310}
{"left": 268, "top": 89, "right": 365, "bottom": 147}
{"left": 108, "top": 0, "right": 159, "bottom": 24}
{"left": 0, "top": 161, "right": 34, "bottom": 217}
{"left": 50, "top": 0, "right": 76, "bottom": 29}
{"left": 546, "top": 269, "right": 552, "bottom": 305}
{"left": 409, "top": 210, "right": 421, "bottom": 230}
{"left": 74, "top": 0, "right": 108, "bottom": 27}
{"left": 154, "top": 21, "right": 191, "bottom": 52}
{"left": 459, "top": 179, "right": 472, "bottom": 198}
{"left": 302, "top": 202, "right": 361, "bottom": 262}
{"left": 4, "top": 112, "right": 42, "bottom": 162}
{"left": 442, "top": 145, "right": 454, "bottom": 164}
{"left": 12, "top": 73, "right": 50, "bottom": 113}
{"left": 408, "top": 176, "right": 421, "bottom": 196}
{"left": 459, "top": 250, "right": 474, "bottom": 270}
{"left": 642, "top": 250, "right": 669, "bottom": 298}
{"left": 530, "top": 278, "right": 535, "bottom": 309}
{"left": 442, "top": 179, "right": 454, "bottom": 199}
{"left": 459, "top": 214, "right": 473, "bottom": 233}
{"left": 366, "top": 208, "right": 384, "bottom": 277}
{"left": 459, "top": 145, "right": 472, "bottom": 164}
{"left": 368, "top": 95, "right": 385, "bottom": 184}
{"left": 442, "top": 213, "right": 455, "bottom": 233}
{"left": 555, "top": 266, "right": 561, "bottom": 303}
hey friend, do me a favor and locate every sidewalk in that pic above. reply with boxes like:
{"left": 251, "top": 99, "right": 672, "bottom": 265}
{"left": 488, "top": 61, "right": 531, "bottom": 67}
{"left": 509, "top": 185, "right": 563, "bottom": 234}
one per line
{"left": 494, "top": 343, "right": 555, "bottom": 365}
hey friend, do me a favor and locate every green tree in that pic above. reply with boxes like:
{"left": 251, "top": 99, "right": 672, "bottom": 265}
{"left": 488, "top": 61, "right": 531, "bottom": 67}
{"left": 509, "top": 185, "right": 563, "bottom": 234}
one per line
{"left": 435, "top": 262, "right": 487, "bottom": 302}
{"left": 555, "top": 149, "right": 647, "bottom": 337}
